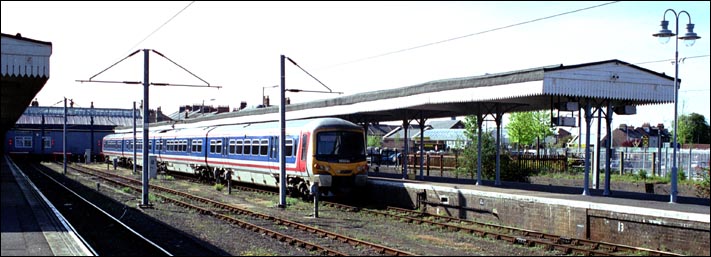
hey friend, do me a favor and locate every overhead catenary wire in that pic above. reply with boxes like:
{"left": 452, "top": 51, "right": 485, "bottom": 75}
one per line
{"left": 286, "top": 57, "right": 333, "bottom": 93}
{"left": 635, "top": 54, "right": 709, "bottom": 65}
{"left": 325, "top": 1, "right": 621, "bottom": 69}
{"left": 152, "top": 50, "right": 212, "bottom": 87}
{"left": 123, "top": 1, "right": 196, "bottom": 58}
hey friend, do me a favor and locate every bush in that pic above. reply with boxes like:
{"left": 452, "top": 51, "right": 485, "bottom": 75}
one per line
{"left": 214, "top": 183, "right": 224, "bottom": 191}
{"left": 665, "top": 169, "right": 687, "bottom": 181}
{"left": 457, "top": 115, "right": 539, "bottom": 183}
{"left": 694, "top": 168, "right": 710, "bottom": 199}
{"left": 637, "top": 169, "right": 648, "bottom": 180}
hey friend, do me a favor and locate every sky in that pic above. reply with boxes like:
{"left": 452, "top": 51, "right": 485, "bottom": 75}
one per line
{"left": 2, "top": 1, "right": 709, "bottom": 133}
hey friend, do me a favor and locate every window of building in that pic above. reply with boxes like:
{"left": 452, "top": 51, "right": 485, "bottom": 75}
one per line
{"left": 42, "top": 136, "right": 52, "bottom": 149}
{"left": 15, "top": 136, "right": 32, "bottom": 148}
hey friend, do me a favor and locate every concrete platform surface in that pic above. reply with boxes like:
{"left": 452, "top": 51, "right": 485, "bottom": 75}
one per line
{"left": 2, "top": 156, "right": 93, "bottom": 256}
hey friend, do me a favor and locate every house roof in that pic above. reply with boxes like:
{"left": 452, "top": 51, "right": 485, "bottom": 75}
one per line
{"left": 427, "top": 120, "right": 464, "bottom": 129}
{"left": 411, "top": 129, "right": 468, "bottom": 141}
{"left": 14, "top": 106, "right": 140, "bottom": 127}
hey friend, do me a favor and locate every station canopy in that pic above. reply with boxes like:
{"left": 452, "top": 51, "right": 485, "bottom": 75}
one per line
{"left": 119, "top": 59, "right": 676, "bottom": 132}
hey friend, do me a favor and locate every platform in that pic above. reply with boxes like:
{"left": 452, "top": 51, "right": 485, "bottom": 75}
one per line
{"left": 367, "top": 170, "right": 710, "bottom": 255}
{"left": 1, "top": 156, "right": 93, "bottom": 256}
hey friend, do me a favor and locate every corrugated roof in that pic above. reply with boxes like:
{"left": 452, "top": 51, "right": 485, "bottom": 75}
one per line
{"left": 427, "top": 120, "right": 463, "bottom": 129}
{"left": 14, "top": 106, "right": 139, "bottom": 126}
{"left": 411, "top": 129, "right": 468, "bottom": 141}
{"left": 119, "top": 59, "right": 676, "bottom": 133}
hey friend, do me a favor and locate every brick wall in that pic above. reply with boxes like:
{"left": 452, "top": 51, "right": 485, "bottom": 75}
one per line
{"left": 367, "top": 181, "right": 710, "bottom": 255}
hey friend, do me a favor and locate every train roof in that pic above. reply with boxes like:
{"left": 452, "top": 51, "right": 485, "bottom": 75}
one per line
{"left": 105, "top": 117, "right": 362, "bottom": 139}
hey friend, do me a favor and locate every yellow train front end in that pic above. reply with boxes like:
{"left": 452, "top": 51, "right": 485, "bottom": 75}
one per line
{"left": 309, "top": 126, "right": 368, "bottom": 196}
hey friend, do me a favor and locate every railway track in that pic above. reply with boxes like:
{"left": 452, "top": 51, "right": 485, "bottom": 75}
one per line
{"left": 382, "top": 206, "right": 683, "bottom": 256}
{"left": 13, "top": 160, "right": 171, "bottom": 256}
{"left": 167, "top": 168, "right": 683, "bottom": 256}
{"left": 67, "top": 163, "right": 415, "bottom": 256}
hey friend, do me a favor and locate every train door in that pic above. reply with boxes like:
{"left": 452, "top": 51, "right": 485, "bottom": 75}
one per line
{"left": 298, "top": 133, "right": 310, "bottom": 174}
{"left": 268, "top": 136, "right": 278, "bottom": 172}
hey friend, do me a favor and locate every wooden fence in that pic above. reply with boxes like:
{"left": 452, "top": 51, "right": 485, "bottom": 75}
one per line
{"left": 381, "top": 152, "right": 569, "bottom": 178}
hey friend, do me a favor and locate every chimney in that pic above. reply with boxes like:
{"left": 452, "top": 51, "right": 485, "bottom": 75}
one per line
{"left": 216, "top": 105, "right": 229, "bottom": 114}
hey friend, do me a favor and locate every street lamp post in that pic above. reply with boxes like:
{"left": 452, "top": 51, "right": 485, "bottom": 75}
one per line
{"left": 201, "top": 98, "right": 215, "bottom": 113}
{"left": 263, "top": 85, "right": 279, "bottom": 107}
{"left": 652, "top": 9, "right": 701, "bottom": 203}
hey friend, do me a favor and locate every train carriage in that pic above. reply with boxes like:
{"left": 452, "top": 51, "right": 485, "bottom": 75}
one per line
{"left": 101, "top": 117, "right": 367, "bottom": 196}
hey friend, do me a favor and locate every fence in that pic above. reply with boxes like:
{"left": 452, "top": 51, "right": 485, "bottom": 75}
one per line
{"left": 566, "top": 147, "right": 710, "bottom": 180}
{"left": 510, "top": 154, "right": 568, "bottom": 173}
{"left": 369, "top": 151, "right": 569, "bottom": 179}
{"left": 369, "top": 147, "right": 710, "bottom": 181}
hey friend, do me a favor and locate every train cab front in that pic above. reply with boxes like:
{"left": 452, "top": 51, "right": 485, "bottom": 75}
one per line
{"left": 311, "top": 130, "right": 368, "bottom": 194}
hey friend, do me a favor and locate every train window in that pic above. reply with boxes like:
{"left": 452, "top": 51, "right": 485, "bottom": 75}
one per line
{"left": 301, "top": 134, "right": 309, "bottom": 161}
{"left": 243, "top": 139, "right": 251, "bottom": 155}
{"left": 191, "top": 140, "right": 199, "bottom": 152}
{"left": 235, "top": 140, "right": 243, "bottom": 155}
{"left": 210, "top": 139, "right": 222, "bottom": 154}
{"left": 260, "top": 139, "right": 268, "bottom": 156}
{"left": 182, "top": 140, "right": 188, "bottom": 152}
{"left": 42, "top": 136, "right": 51, "bottom": 149}
{"left": 228, "top": 139, "right": 236, "bottom": 154}
{"left": 285, "top": 139, "right": 293, "bottom": 157}
{"left": 156, "top": 140, "right": 162, "bottom": 151}
{"left": 15, "top": 136, "right": 32, "bottom": 148}
{"left": 251, "top": 139, "right": 259, "bottom": 155}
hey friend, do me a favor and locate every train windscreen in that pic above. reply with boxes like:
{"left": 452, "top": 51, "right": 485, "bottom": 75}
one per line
{"left": 315, "top": 131, "right": 365, "bottom": 162}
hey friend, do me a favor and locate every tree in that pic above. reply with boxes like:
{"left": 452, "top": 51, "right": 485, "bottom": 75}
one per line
{"left": 677, "top": 113, "right": 710, "bottom": 144}
{"left": 506, "top": 111, "right": 554, "bottom": 147}
{"left": 458, "top": 115, "right": 534, "bottom": 182}
{"left": 367, "top": 136, "right": 381, "bottom": 147}
{"left": 459, "top": 115, "right": 496, "bottom": 179}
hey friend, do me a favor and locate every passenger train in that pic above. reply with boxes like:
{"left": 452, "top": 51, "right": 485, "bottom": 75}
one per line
{"left": 101, "top": 118, "right": 368, "bottom": 196}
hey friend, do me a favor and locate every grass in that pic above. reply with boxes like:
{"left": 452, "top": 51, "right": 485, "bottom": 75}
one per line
{"left": 241, "top": 248, "right": 278, "bottom": 256}
{"left": 214, "top": 183, "right": 225, "bottom": 191}
{"left": 537, "top": 170, "right": 702, "bottom": 186}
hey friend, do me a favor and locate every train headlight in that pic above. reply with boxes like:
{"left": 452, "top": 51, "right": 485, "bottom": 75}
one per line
{"left": 356, "top": 165, "right": 367, "bottom": 172}
{"left": 313, "top": 163, "right": 331, "bottom": 172}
